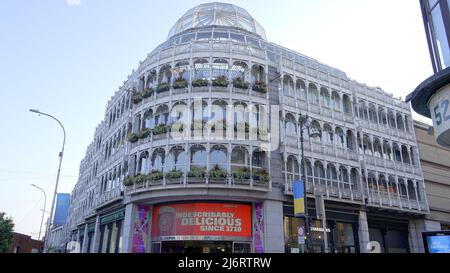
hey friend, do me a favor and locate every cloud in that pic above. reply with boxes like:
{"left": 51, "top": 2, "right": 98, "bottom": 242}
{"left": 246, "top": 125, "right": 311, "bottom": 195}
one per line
{"left": 66, "top": 0, "right": 81, "bottom": 5}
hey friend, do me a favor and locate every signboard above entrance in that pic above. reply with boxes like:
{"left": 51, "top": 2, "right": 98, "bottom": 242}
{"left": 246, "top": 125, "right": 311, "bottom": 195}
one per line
{"left": 151, "top": 202, "right": 252, "bottom": 240}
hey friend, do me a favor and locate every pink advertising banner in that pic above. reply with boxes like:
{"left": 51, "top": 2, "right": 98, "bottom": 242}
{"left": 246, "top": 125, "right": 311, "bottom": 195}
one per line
{"left": 132, "top": 205, "right": 151, "bottom": 253}
{"left": 253, "top": 202, "right": 264, "bottom": 253}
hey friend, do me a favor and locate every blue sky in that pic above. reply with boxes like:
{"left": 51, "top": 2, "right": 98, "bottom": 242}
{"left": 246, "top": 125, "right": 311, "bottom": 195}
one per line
{"left": 0, "top": 0, "right": 433, "bottom": 238}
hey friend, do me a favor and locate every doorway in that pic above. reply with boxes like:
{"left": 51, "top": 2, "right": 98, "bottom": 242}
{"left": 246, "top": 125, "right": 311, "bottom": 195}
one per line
{"left": 158, "top": 241, "right": 252, "bottom": 253}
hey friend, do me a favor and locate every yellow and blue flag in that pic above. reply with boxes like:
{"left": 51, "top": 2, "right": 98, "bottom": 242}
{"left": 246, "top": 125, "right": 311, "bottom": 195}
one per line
{"left": 293, "top": 180, "right": 305, "bottom": 215}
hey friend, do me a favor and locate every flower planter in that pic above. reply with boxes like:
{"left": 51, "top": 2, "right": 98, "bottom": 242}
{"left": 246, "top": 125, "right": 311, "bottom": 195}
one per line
{"left": 173, "top": 80, "right": 188, "bottom": 89}
{"left": 156, "top": 83, "right": 170, "bottom": 93}
{"left": 192, "top": 79, "right": 209, "bottom": 87}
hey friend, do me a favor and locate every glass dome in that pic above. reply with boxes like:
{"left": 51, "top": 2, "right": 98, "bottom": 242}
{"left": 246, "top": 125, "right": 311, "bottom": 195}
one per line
{"left": 168, "top": 2, "right": 267, "bottom": 40}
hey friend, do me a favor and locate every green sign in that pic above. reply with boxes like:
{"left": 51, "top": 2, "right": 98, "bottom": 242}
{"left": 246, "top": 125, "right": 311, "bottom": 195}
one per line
{"left": 100, "top": 209, "right": 125, "bottom": 225}
{"left": 87, "top": 223, "right": 96, "bottom": 232}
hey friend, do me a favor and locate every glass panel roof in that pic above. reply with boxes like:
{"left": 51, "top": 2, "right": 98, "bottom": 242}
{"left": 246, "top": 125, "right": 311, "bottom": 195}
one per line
{"left": 168, "top": 2, "right": 267, "bottom": 40}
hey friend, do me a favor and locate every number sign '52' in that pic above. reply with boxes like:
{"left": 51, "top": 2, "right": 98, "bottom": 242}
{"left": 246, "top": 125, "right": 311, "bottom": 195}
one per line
{"left": 430, "top": 84, "right": 450, "bottom": 147}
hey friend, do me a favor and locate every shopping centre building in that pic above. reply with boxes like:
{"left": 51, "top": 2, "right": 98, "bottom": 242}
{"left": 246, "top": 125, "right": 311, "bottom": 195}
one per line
{"left": 63, "top": 3, "right": 430, "bottom": 253}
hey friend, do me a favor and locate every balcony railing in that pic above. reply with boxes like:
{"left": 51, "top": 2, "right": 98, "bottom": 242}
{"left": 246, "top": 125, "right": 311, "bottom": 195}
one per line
{"left": 125, "top": 175, "right": 271, "bottom": 195}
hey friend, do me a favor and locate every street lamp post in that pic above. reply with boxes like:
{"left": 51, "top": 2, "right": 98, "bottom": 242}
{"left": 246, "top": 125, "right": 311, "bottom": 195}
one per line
{"left": 31, "top": 184, "right": 46, "bottom": 241}
{"left": 298, "top": 114, "right": 322, "bottom": 253}
{"left": 29, "top": 109, "right": 66, "bottom": 253}
{"left": 298, "top": 114, "right": 311, "bottom": 253}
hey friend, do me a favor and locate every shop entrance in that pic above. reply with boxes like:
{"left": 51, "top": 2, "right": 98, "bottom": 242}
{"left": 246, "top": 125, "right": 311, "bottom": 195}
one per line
{"left": 158, "top": 241, "right": 251, "bottom": 253}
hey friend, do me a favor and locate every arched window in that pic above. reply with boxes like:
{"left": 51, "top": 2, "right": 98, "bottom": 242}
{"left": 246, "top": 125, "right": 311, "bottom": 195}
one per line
{"left": 396, "top": 113, "right": 405, "bottom": 131}
{"left": 331, "top": 91, "right": 340, "bottom": 111}
{"left": 143, "top": 109, "right": 154, "bottom": 129}
{"left": 286, "top": 156, "right": 300, "bottom": 183}
{"left": 231, "top": 61, "right": 248, "bottom": 81}
{"left": 283, "top": 75, "right": 294, "bottom": 97}
{"left": 175, "top": 61, "right": 190, "bottom": 81}
{"left": 387, "top": 110, "right": 396, "bottom": 128}
{"left": 147, "top": 70, "right": 157, "bottom": 88}
{"left": 296, "top": 79, "right": 307, "bottom": 101}
{"left": 320, "top": 87, "right": 330, "bottom": 108}
{"left": 343, "top": 94, "right": 352, "bottom": 114}
{"left": 231, "top": 146, "right": 249, "bottom": 172}
{"left": 314, "top": 161, "right": 326, "bottom": 185}
{"left": 166, "top": 146, "right": 186, "bottom": 172}
{"left": 251, "top": 64, "right": 265, "bottom": 83}
{"left": 401, "top": 145, "right": 410, "bottom": 164}
{"left": 378, "top": 107, "right": 387, "bottom": 125}
{"left": 340, "top": 166, "right": 350, "bottom": 189}
{"left": 363, "top": 135, "right": 373, "bottom": 156}
{"left": 194, "top": 59, "right": 210, "bottom": 80}
{"left": 151, "top": 148, "right": 165, "bottom": 172}
{"left": 190, "top": 145, "right": 207, "bottom": 169}
{"left": 252, "top": 149, "right": 267, "bottom": 171}
{"left": 155, "top": 105, "right": 169, "bottom": 125}
{"left": 210, "top": 145, "right": 227, "bottom": 170}
{"left": 383, "top": 141, "right": 393, "bottom": 161}
{"left": 335, "top": 127, "right": 345, "bottom": 148}
{"left": 369, "top": 104, "right": 378, "bottom": 123}
{"left": 346, "top": 130, "right": 355, "bottom": 151}
{"left": 158, "top": 64, "right": 172, "bottom": 84}
{"left": 373, "top": 138, "right": 383, "bottom": 158}
{"left": 327, "top": 164, "right": 338, "bottom": 188}
{"left": 323, "top": 124, "right": 333, "bottom": 145}
{"left": 285, "top": 114, "right": 297, "bottom": 136}
{"left": 310, "top": 120, "right": 322, "bottom": 142}
{"left": 308, "top": 84, "right": 319, "bottom": 104}
{"left": 212, "top": 59, "right": 228, "bottom": 79}
{"left": 138, "top": 152, "right": 149, "bottom": 174}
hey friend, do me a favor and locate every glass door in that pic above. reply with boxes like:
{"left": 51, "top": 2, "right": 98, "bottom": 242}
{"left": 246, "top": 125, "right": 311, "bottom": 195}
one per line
{"left": 233, "top": 242, "right": 251, "bottom": 253}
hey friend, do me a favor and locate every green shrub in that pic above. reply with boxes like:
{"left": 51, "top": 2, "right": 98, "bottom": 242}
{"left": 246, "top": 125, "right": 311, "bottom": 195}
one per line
{"left": 148, "top": 171, "right": 163, "bottom": 181}
{"left": 233, "top": 167, "right": 251, "bottom": 180}
{"left": 188, "top": 167, "right": 206, "bottom": 178}
{"left": 212, "top": 76, "right": 229, "bottom": 87}
{"left": 252, "top": 81, "right": 267, "bottom": 93}
{"left": 152, "top": 124, "right": 167, "bottom": 135}
{"left": 253, "top": 169, "right": 271, "bottom": 183}
{"left": 134, "top": 174, "right": 147, "bottom": 184}
{"left": 233, "top": 77, "right": 250, "bottom": 89}
{"left": 132, "top": 92, "right": 143, "bottom": 104}
{"left": 156, "top": 82, "right": 170, "bottom": 93}
{"left": 138, "top": 128, "right": 150, "bottom": 139}
{"left": 209, "top": 165, "right": 227, "bottom": 179}
{"left": 127, "top": 133, "right": 139, "bottom": 143}
{"left": 142, "top": 88, "right": 154, "bottom": 98}
{"left": 192, "top": 79, "right": 209, "bottom": 87}
{"left": 166, "top": 169, "right": 183, "bottom": 179}
{"left": 123, "top": 176, "right": 134, "bottom": 186}
{"left": 173, "top": 77, "right": 188, "bottom": 89}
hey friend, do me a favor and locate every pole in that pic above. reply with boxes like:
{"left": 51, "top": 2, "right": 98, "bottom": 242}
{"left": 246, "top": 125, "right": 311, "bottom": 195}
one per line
{"left": 300, "top": 115, "right": 311, "bottom": 253}
{"left": 31, "top": 184, "right": 46, "bottom": 241}
{"left": 29, "top": 109, "right": 66, "bottom": 253}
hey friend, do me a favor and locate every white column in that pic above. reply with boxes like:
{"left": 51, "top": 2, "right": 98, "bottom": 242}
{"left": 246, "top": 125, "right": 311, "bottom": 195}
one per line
{"left": 358, "top": 210, "right": 371, "bottom": 253}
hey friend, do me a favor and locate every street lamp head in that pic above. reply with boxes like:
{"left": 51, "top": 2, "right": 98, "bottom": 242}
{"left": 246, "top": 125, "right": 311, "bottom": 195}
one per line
{"left": 29, "top": 109, "right": 40, "bottom": 114}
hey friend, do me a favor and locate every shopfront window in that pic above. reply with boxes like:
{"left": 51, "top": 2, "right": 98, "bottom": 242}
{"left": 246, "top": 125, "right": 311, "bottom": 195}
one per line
{"left": 284, "top": 216, "right": 306, "bottom": 253}
{"left": 334, "top": 222, "right": 356, "bottom": 253}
